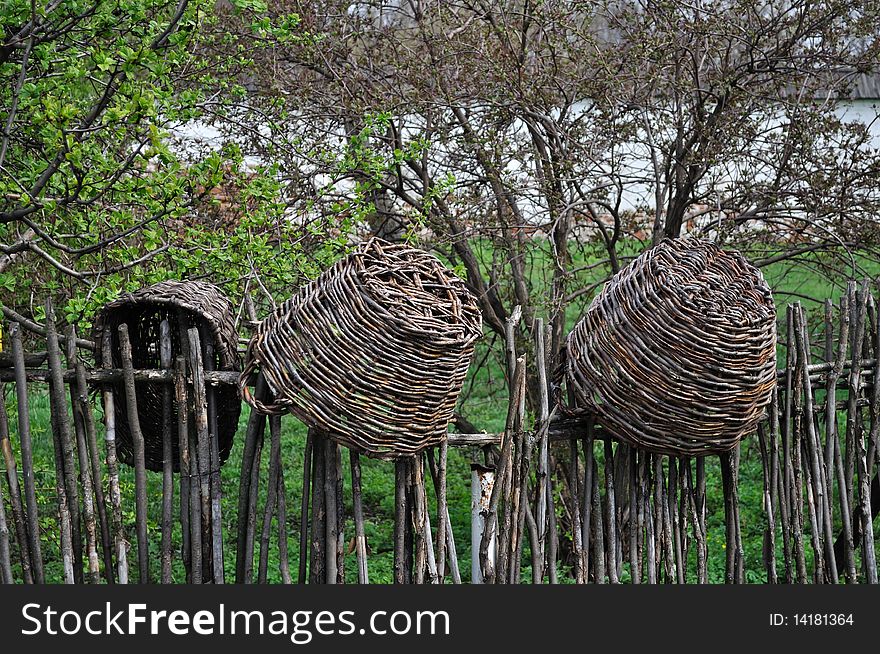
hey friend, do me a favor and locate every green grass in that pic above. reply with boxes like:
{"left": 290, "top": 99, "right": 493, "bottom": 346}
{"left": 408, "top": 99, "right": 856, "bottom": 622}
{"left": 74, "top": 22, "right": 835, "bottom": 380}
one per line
{"left": 1, "top": 392, "right": 484, "bottom": 584}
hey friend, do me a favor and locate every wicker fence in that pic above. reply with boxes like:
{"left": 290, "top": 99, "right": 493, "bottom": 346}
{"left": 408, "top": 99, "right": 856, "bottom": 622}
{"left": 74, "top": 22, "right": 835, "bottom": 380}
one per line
{"left": 0, "top": 284, "right": 878, "bottom": 584}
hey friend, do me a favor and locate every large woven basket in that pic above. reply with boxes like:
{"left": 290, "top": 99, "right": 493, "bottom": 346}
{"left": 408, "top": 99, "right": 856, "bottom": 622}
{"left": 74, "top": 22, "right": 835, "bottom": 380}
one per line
{"left": 241, "top": 238, "right": 482, "bottom": 459}
{"left": 564, "top": 238, "right": 777, "bottom": 456}
{"left": 93, "top": 280, "right": 241, "bottom": 472}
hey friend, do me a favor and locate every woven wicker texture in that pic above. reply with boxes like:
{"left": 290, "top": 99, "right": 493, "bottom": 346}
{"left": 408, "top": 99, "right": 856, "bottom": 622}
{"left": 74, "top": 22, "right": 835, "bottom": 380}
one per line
{"left": 241, "top": 238, "right": 482, "bottom": 459}
{"left": 93, "top": 280, "right": 241, "bottom": 472}
{"left": 564, "top": 238, "right": 777, "bottom": 456}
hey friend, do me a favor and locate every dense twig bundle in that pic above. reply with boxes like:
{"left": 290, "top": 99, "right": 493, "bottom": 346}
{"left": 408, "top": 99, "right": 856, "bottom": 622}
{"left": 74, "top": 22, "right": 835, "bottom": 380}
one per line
{"left": 241, "top": 238, "right": 482, "bottom": 458}
{"left": 93, "top": 280, "right": 241, "bottom": 471}
{"left": 565, "top": 238, "right": 777, "bottom": 456}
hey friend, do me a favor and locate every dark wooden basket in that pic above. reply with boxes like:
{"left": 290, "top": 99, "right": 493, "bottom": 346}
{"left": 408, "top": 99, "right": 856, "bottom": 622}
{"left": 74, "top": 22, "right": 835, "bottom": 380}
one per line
{"left": 93, "top": 280, "right": 241, "bottom": 472}
{"left": 564, "top": 238, "right": 777, "bottom": 456}
{"left": 241, "top": 238, "right": 482, "bottom": 459}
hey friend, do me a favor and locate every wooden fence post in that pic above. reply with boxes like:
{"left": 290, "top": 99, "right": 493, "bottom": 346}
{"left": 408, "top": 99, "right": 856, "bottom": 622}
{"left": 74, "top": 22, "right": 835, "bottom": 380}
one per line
{"left": 471, "top": 464, "right": 495, "bottom": 584}
{"left": 118, "top": 323, "right": 149, "bottom": 584}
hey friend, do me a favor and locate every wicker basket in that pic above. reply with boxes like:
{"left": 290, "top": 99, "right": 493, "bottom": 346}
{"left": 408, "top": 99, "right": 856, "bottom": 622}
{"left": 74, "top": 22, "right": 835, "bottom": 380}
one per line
{"left": 93, "top": 280, "right": 241, "bottom": 472}
{"left": 241, "top": 238, "right": 482, "bottom": 459}
{"left": 564, "top": 238, "right": 777, "bottom": 456}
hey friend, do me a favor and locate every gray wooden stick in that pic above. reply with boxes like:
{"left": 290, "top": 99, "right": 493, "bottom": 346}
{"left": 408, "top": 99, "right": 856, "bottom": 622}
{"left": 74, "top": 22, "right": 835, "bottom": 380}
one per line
{"left": 9, "top": 324, "right": 43, "bottom": 582}
{"left": 118, "top": 323, "right": 149, "bottom": 583}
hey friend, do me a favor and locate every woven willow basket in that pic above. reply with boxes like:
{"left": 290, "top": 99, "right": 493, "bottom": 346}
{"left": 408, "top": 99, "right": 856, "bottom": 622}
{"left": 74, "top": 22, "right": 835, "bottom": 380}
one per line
{"left": 241, "top": 238, "right": 482, "bottom": 459}
{"left": 94, "top": 280, "right": 241, "bottom": 472}
{"left": 564, "top": 238, "right": 777, "bottom": 456}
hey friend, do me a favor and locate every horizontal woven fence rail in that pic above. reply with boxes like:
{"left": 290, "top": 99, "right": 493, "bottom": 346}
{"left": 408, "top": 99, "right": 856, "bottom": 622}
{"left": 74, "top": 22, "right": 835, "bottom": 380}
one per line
{"left": 775, "top": 358, "right": 877, "bottom": 379}
{"left": 2, "top": 361, "right": 875, "bottom": 392}
{"left": 0, "top": 365, "right": 604, "bottom": 448}
{"left": 0, "top": 367, "right": 240, "bottom": 386}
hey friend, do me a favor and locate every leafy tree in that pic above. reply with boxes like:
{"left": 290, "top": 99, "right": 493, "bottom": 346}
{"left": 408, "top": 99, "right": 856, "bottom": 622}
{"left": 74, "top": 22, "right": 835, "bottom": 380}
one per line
{"left": 0, "top": 0, "right": 348, "bottom": 328}
{"left": 204, "top": 0, "right": 880, "bottom": 369}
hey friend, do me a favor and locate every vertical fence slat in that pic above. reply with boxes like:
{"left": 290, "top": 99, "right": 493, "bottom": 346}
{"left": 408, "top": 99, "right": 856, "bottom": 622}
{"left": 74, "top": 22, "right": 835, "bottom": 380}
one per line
{"left": 70, "top": 331, "right": 113, "bottom": 583}
{"left": 533, "top": 318, "right": 549, "bottom": 582}
{"left": 187, "top": 327, "right": 221, "bottom": 584}
{"left": 628, "top": 447, "right": 640, "bottom": 584}
{"left": 200, "top": 325, "right": 224, "bottom": 584}
{"left": 258, "top": 414, "right": 282, "bottom": 584}
{"left": 412, "top": 456, "right": 428, "bottom": 585}
{"left": 604, "top": 439, "right": 619, "bottom": 584}
{"left": 427, "top": 447, "right": 461, "bottom": 584}
{"left": 393, "top": 457, "right": 408, "bottom": 584}
{"left": 298, "top": 428, "right": 313, "bottom": 584}
{"left": 174, "top": 356, "right": 192, "bottom": 582}
{"left": 581, "top": 423, "right": 594, "bottom": 581}
{"left": 757, "top": 423, "right": 777, "bottom": 583}
{"left": 235, "top": 373, "right": 268, "bottom": 583}
{"left": 159, "top": 321, "right": 174, "bottom": 584}
{"left": 333, "top": 441, "right": 345, "bottom": 584}
{"left": 277, "top": 458, "right": 292, "bottom": 584}
{"left": 10, "top": 324, "right": 44, "bottom": 582}
{"left": 65, "top": 327, "right": 100, "bottom": 584}
{"left": 118, "top": 323, "right": 150, "bottom": 584}
{"left": 350, "top": 449, "right": 369, "bottom": 584}
{"left": 309, "top": 430, "right": 325, "bottom": 584}
{"left": 323, "top": 437, "right": 339, "bottom": 585}
{"left": 668, "top": 455, "right": 683, "bottom": 584}
{"left": 590, "top": 454, "right": 605, "bottom": 583}
{"left": 0, "top": 455, "right": 12, "bottom": 582}
{"left": 792, "top": 304, "right": 828, "bottom": 582}
{"left": 0, "top": 382, "right": 32, "bottom": 583}
{"left": 45, "top": 301, "right": 77, "bottom": 584}
{"left": 470, "top": 464, "right": 495, "bottom": 584}
{"left": 100, "top": 330, "right": 128, "bottom": 584}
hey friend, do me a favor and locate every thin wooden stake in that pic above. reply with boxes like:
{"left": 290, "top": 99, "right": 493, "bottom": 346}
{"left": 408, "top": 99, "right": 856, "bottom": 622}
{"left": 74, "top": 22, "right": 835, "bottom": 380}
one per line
{"left": 590, "top": 455, "right": 605, "bottom": 583}
{"left": 604, "top": 438, "right": 619, "bottom": 584}
{"left": 412, "top": 456, "right": 428, "bottom": 584}
{"left": 65, "top": 327, "right": 100, "bottom": 584}
{"left": 309, "top": 431, "right": 325, "bottom": 584}
{"left": 235, "top": 374, "right": 268, "bottom": 583}
{"left": 174, "top": 356, "right": 192, "bottom": 582}
{"left": 298, "top": 429, "right": 313, "bottom": 584}
{"left": 323, "top": 438, "right": 339, "bottom": 585}
{"left": 258, "top": 415, "right": 282, "bottom": 584}
{"left": 45, "top": 301, "right": 77, "bottom": 584}
{"left": 350, "top": 449, "right": 369, "bottom": 584}
{"left": 200, "top": 325, "right": 224, "bottom": 584}
{"left": 629, "top": 447, "right": 640, "bottom": 584}
{"left": 471, "top": 464, "right": 495, "bottom": 584}
{"left": 118, "top": 323, "right": 149, "bottom": 583}
{"left": 187, "top": 328, "right": 219, "bottom": 584}
{"left": 642, "top": 454, "right": 656, "bottom": 584}
{"left": 757, "top": 424, "right": 778, "bottom": 583}
{"left": 0, "top": 465, "right": 12, "bottom": 583}
{"left": 0, "top": 384, "right": 32, "bottom": 583}
{"left": 435, "top": 441, "right": 448, "bottom": 582}
{"left": 100, "top": 330, "right": 128, "bottom": 584}
{"left": 159, "top": 321, "right": 174, "bottom": 584}
{"left": 243, "top": 418, "right": 263, "bottom": 584}
{"left": 534, "top": 319, "right": 550, "bottom": 580}
{"left": 9, "top": 324, "right": 43, "bottom": 582}
{"left": 393, "top": 457, "right": 409, "bottom": 584}
{"left": 427, "top": 447, "right": 461, "bottom": 584}
{"left": 277, "top": 460, "right": 292, "bottom": 584}
{"left": 333, "top": 442, "right": 344, "bottom": 584}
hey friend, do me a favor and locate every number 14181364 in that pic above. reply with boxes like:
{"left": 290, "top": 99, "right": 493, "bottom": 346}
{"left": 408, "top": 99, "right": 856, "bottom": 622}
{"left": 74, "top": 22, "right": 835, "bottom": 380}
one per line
{"left": 770, "top": 613, "right": 854, "bottom": 626}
